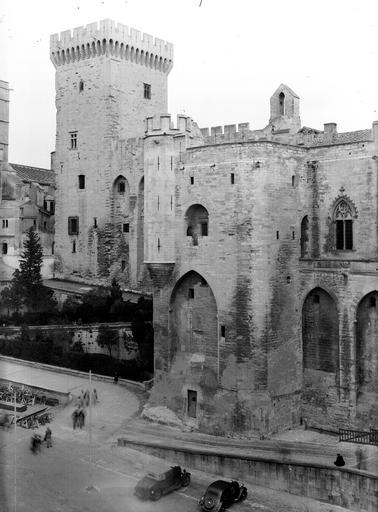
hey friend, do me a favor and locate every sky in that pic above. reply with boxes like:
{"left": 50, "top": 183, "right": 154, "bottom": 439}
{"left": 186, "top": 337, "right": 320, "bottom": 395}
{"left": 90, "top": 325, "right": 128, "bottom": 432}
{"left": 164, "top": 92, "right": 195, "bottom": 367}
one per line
{"left": 0, "top": 0, "right": 377, "bottom": 168}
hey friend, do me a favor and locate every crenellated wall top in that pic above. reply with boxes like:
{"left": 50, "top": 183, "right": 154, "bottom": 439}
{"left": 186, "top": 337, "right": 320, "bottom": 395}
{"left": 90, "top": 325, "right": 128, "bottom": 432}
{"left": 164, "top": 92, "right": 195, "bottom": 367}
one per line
{"left": 145, "top": 114, "right": 194, "bottom": 135}
{"left": 50, "top": 19, "right": 173, "bottom": 69}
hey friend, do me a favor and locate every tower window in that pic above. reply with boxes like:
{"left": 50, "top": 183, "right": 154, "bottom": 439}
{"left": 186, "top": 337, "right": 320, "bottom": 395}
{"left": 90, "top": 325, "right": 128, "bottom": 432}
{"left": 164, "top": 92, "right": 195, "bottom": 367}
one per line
{"left": 279, "top": 92, "right": 285, "bottom": 115}
{"left": 68, "top": 216, "right": 79, "bottom": 235}
{"left": 190, "top": 176, "right": 194, "bottom": 185}
{"left": 276, "top": 231, "right": 279, "bottom": 239}
{"left": 143, "top": 83, "right": 151, "bottom": 99}
{"left": 123, "top": 223, "right": 129, "bottom": 233}
{"left": 118, "top": 181, "right": 125, "bottom": 193}
{"left": 78, "top": 175, "right": 85, "bottom": 189}
{"left": 201, "top": 222, "right": 208, "bottom": 236}
{"left": 292, "top": 175, "right": 295, "bottom": 187}
{"left": 72, "top": 240, "right": 76, "bottom": 253}
{"left": 70, "top": 132, "right": 78, "bottom": 149}
{"left": 2, "top": 219, "right": 8, "bottom": 228}
{"left": 188, "top": 288, "right": 194, "bottom": 299}
{"left": 2, "top": 242, "right": 8, "bottom": 254}
{"left": 334, "top": 199, "right": 354, "bottom": 250}
{"left": 220, "top": 325, "right": 226, "bottom": 338}
{"left": 93, "top": 218, "right": 97, "bottom": 228}
{"left": 79, "top": 80, "right": 84, "bottom": 92}
{"left": 230, "top": 173, "right": 235, "bottom": 184}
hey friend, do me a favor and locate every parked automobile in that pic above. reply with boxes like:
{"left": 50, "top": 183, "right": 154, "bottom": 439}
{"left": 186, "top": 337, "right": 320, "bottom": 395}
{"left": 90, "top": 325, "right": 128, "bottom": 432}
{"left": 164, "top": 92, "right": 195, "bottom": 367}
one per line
{"left": 199, "top": 480, "right": 247, "bottom": 511}
{"left": 134, "top": 465, "right": 191, "bottom": 501}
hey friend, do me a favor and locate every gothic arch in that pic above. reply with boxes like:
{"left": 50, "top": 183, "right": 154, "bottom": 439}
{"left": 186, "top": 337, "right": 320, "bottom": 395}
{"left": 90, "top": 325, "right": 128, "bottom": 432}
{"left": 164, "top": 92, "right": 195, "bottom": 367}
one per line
{"left": 356, "top": 291, "right": 378, "bottom": 397}
{"left": 169, "top": 271, "right": 218, "bottom": 359}
{"left": 302, "top": 287, "right": 339, "bottom": 372}
{"left": 329, "top": 195, "right": 358, "bottom": 250}
{"left": 111, "top": 176, "right": 130, "bottom": 223}
{"left": 185, "top": 204, "right": 209, "bottom": 245}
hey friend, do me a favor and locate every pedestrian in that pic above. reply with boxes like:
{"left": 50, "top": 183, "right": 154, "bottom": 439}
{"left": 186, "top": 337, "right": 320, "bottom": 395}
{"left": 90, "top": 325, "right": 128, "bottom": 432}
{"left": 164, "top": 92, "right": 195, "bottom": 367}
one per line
{"left": 356, "top": 446, "right": 365, "bottom": 470}
{"left": 92, "top": 388, "right": 98, "bottom": 405}
{"left": 72, "top": 409, "right": 78, "bottom": 429}
{"left": 44, "top": 426, "right": 52, "bottom": 448}
{"left": 334, "top": 453, "right": 345, "bottom": 467}
{"left": 114, "top": 372, "right": 118, "bottom": 384}
{"left": 84, "top": 389, "right": 89, "bottom": 407}
{"left": 79, "top": 408, "right": 85, "bottom": 428}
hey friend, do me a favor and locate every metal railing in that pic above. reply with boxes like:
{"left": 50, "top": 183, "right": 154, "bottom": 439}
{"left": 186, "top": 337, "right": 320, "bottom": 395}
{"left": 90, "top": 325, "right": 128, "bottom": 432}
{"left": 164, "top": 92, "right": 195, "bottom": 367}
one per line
{"left": 339, "top": 427, "right": 378, "bottom": 446}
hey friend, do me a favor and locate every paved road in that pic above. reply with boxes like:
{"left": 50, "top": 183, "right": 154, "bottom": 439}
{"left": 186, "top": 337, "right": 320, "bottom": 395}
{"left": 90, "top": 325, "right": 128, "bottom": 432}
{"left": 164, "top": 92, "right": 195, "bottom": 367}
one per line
{"left": 0, "top": 366, "right": 353, "bottom": 512}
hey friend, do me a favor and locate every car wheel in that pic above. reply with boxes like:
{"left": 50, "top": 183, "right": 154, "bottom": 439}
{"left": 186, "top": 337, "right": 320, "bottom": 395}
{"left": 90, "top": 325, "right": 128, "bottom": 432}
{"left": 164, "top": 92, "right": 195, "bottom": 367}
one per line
{"left": 240, "top": 488, "right": 248, "bottom": 500}
{"left": 150, "top": 489, "right": 162, "bottom": 501}
{"left": 182, "top": 474, "right": 191, "bottom": 487}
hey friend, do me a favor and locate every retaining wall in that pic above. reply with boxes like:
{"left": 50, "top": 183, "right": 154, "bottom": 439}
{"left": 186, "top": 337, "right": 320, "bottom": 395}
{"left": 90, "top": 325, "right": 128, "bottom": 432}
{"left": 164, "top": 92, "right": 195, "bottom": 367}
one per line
{"left": 118, "top": 438, "right": 378, "bottom": 512}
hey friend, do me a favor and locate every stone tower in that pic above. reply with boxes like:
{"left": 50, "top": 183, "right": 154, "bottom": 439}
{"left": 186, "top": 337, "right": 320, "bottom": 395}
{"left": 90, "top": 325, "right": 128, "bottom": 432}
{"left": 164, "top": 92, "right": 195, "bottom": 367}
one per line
{"left": 0, "top": 81, "right": 10, "bottom": 165}
{"left": 50, "top": 20, "right": 173, "bottom": 283}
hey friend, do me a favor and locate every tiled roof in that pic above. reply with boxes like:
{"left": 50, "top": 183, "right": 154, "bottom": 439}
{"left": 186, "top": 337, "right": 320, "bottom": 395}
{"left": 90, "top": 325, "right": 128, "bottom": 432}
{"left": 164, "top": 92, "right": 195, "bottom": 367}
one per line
{"left": 10, "top": 163, "right": 55, "bottom": 186}
{"left": 306, "top": 129, "right": 372, "bottom": 147}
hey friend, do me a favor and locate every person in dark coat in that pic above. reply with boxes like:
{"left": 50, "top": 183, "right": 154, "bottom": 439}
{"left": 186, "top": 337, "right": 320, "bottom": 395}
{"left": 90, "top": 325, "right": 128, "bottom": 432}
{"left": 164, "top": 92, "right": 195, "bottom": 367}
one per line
{"left": 114, "top": 372, "right": 118, "bottom": 384}
{"left": 44, "top": 426, "right": 52, "bottom": 448}
{"left": 334, "top": 454, "right": 345, "bottom": 467}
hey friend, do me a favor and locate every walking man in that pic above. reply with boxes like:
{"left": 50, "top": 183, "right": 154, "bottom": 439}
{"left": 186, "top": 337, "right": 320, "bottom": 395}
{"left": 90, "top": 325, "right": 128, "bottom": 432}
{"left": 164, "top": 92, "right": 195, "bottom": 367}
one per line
{"left": 44, "top": 426, "right": 52, "bottom": 448}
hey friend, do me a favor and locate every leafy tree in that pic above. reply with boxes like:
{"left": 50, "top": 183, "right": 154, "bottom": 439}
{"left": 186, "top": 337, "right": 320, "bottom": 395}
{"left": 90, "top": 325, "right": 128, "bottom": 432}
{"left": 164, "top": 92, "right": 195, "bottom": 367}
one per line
{"left": 97, "top": 325, "right": 119, "bottom": 358}
{"left": 1, "top": 274, "right": 23, "bottom": 315}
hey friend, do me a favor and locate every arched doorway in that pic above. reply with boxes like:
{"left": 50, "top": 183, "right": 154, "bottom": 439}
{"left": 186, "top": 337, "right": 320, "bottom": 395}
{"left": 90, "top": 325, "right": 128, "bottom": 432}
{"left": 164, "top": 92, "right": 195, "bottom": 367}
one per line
{"left": 302, "top": 288, "right": 339, "bottom": 372}
{"left": 169, "top": 271, "right": 217, "bottom": 358}
{"left": 356, "top": 292, "right": 378, "bottom": 398}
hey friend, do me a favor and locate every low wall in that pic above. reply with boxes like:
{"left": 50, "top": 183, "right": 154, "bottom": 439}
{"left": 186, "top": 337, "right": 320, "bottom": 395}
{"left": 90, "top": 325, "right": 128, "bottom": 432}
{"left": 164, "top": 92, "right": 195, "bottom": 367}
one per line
{"left": 0, "top": 355, "right": 146, "bottom": 392}
{"left": 118, "top": 439, "right": 378, "bottom": 512}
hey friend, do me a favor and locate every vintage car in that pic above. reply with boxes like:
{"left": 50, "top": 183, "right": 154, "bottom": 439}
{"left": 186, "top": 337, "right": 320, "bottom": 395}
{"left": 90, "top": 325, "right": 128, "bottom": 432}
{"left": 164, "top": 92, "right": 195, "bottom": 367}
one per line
{"left": 134, "top": 465, "right": 191, "bottom": 501}
{"left": 199, "top": 480, "right": 247, "bottom": 511}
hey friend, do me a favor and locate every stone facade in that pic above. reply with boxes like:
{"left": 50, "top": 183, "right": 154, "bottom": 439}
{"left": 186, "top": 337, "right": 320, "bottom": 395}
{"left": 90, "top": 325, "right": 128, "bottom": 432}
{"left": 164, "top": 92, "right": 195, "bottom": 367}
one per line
{"left": 51, "top": 20, "right": 378, "bottom": 435}
{"left": 50, "top": 20, "right": 172, "bottom": 288}
{"left": 0, "top": 81, "right": 55, "bottom": 285}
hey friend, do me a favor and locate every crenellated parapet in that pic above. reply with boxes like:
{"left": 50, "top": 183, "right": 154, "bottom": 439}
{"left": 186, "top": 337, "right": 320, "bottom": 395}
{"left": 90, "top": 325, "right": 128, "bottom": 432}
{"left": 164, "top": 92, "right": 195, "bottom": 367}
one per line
{"left": 50, "top": 19, "right": 173, "bottom": 73}
{"left": 199, "top": 122, "right": 270, "bottom": 145}
{"left": 144, "top": 114, "right": 195, "bottom": 136}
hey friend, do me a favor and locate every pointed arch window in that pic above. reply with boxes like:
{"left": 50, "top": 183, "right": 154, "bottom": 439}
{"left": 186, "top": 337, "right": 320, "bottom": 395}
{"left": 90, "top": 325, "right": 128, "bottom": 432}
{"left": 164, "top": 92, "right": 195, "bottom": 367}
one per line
{"left": 279, "top": 92, "right": 285, "bottom": 115}
{"left": 334, "top": 200, "right": 354, "bottom": 250}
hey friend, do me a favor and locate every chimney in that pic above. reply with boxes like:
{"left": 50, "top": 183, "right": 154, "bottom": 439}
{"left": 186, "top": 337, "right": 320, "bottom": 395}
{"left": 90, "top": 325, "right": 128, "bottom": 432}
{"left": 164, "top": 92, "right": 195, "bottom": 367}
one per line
{"left": 324, "top": 123, "right": 337, "bottom": 137}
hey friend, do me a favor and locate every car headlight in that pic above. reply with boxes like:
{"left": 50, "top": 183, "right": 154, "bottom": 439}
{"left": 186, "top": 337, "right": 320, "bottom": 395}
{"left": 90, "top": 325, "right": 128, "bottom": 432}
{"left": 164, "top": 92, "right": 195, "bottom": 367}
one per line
{"left": 204, "top": 496, "right": 214, "bottom": 509}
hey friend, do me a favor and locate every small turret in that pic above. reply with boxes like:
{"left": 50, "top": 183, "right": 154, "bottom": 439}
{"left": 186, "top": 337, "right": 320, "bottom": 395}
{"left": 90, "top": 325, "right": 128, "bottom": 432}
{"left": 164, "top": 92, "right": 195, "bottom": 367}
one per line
{"left": 143, "top": 114, "right": 197, "bottom": 287}
{"left": 269, "top": 84, "right": 301, "bottom": 133}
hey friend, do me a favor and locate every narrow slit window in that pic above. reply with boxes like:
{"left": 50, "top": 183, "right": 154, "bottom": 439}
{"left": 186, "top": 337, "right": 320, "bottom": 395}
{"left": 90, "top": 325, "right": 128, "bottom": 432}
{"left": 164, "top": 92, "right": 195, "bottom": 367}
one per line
{"left": 79, "top": 80, "right": 84, "bottom": 92}
{"left": 230, "top": 173, "right": 235, "bottom": 184}
{"left": 157, "top": 238, "right": 161, "bottom": 252}
{"left": 123, "top": 223, "right": 129, "bottom": 233}
{"left": 276, "top": 231, "right": 279, "bottom": 240}
{"left": 190, "top": 176, "right": 194, "bottom": 185}
{"left": 118, "top": 181, "right": 125, "bottom": 193}
{"left": 292, "top": 175, "right": 295, "bottom": 187}
{"left": 78, "top": 175, "right": 85, "bottom": 189}
{"left": 93, "top": 218, "right": 97, "bottom": 228}
{"left": 72, "top": 240, "right": 76, "bottom": 253}
{"left": 220, "top": 325, "right": 226, "bottom": 338}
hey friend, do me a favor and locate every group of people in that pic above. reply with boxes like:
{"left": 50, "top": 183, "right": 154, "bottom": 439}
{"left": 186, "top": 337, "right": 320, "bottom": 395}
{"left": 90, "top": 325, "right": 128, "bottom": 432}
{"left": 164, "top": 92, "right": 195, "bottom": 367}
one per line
{"left": 72, "top": 388, "right": 99, "bottom": 429}
{"left": 30, "top": 427, "right": 52, "bottom": 454}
